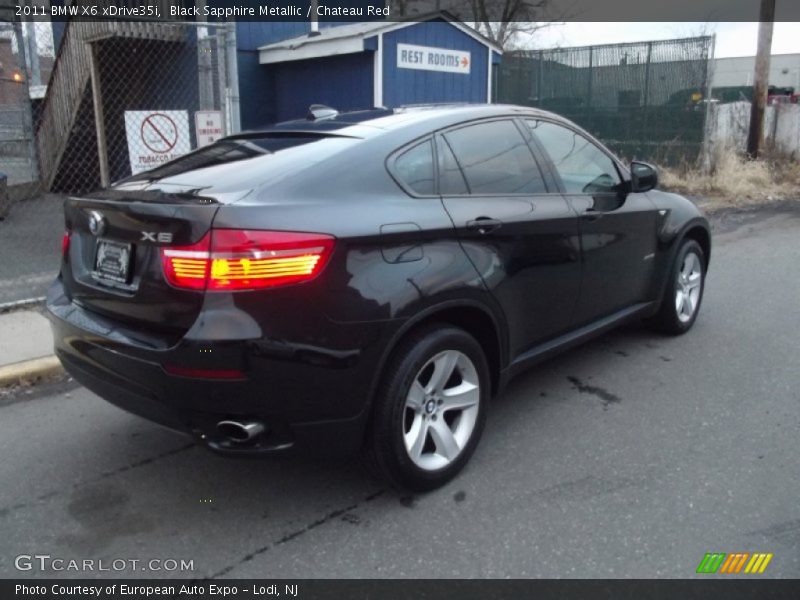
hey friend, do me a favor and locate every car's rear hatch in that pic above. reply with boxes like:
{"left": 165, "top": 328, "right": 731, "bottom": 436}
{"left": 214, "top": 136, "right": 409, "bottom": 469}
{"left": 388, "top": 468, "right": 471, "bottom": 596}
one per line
{"left": 59, "top": 132, "right": 365, "bottom": 336}
{"left": 62, "top": 188, "right": 220, "bottom": 335}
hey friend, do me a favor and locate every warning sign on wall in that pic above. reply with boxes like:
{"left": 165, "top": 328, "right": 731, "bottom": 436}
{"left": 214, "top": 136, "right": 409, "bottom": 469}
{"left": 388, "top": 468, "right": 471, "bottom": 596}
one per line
{"left": 195, "top": 111, "right": 224, "bottom": 148}
{"left": 124, "top": 110, "right": 191, "bottom": 175}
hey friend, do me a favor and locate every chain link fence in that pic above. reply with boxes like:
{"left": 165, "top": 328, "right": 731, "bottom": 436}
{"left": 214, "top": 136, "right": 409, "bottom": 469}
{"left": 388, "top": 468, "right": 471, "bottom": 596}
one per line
{"left": 37, "top": 20, "right": 233, "bottom": 193}
{"left": 0, "top": 17, "right": 236, "bottom": 305}
{"left": 497, "top": 36, "right": 715, "bottom": 166}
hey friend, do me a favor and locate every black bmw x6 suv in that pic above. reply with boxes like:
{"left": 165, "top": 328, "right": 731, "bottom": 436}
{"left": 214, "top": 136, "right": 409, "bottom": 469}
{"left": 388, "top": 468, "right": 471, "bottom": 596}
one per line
{"left": 47, "top": 104, "right": 710, "bottom": 490}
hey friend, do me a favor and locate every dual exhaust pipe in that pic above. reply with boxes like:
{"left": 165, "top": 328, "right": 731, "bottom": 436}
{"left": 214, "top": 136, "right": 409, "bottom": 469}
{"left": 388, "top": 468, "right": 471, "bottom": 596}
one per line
{"left": 216, "top": 420, "right": 265, "bottom": 443}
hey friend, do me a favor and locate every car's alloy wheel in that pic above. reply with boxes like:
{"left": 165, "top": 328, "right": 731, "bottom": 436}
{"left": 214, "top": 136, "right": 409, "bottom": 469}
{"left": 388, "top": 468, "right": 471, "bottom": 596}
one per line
{"left": 366, "top": 325, "right": 489, "bottom": 491}
{"left": 675, "top": 250, "right": 702, "bottom": 323}
{"left": 403, "top": 350, "right": 480, "bottom": 471}
{"left": 648, "top": 238, "right": 706, "bottom": 335}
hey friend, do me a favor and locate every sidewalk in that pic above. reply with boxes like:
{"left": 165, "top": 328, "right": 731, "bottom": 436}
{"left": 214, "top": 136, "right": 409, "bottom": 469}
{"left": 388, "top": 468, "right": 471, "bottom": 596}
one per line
{"left": 0, "top": 307, "right": 62, "bottom": 386}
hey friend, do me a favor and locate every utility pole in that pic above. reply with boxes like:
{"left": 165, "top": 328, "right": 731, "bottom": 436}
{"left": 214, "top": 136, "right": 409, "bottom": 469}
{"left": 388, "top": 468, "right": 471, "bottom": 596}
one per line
{"left": 746, "top": 0, "right": 776, "bottom": 158}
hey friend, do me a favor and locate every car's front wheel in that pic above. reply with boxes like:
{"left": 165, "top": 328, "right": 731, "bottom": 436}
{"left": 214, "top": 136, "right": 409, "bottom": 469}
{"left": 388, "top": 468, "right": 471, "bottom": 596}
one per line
{"left": 366, "top": 325, "right": 490, "bottom": 491}
{"left": 649, "top": 238, "right": 706, "bottom": 335}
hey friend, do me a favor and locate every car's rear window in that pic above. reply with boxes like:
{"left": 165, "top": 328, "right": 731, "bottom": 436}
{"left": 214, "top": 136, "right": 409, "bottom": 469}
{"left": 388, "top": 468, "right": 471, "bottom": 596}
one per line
{"left": 124, "top": 134, "right": 340, "bottom": 183}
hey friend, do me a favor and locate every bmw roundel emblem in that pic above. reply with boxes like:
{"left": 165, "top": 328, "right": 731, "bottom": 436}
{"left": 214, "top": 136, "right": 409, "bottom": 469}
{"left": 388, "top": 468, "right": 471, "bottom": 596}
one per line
{"left": 88, "top": 211, "right": 106, "bottom": 237}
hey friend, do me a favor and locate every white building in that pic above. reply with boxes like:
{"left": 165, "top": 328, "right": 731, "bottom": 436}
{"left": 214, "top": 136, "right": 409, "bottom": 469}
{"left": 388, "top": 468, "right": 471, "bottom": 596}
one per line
{"left": 712, "top": 53, "right": 800, "bottom": 89}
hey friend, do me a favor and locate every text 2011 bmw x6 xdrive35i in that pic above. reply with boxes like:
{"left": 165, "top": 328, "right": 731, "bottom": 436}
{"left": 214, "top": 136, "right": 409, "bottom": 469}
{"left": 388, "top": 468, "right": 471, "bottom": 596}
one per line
{"left": 47, "top": 104, "right": 710, "bottom": 490}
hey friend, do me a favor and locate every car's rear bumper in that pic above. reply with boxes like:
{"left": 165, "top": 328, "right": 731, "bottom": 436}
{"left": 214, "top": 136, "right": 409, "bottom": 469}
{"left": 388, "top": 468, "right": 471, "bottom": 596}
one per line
{"left": 45, "top": 280, "right": 391, "bottom": 458}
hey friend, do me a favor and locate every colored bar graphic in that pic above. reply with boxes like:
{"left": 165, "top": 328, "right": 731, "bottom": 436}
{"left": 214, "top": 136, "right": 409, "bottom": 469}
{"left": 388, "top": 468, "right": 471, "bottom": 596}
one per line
{"left": 698, "top": 552, "right": 773, "bottom": 574}
{"left": 697, "top": 553, "right": 726, "bottom": 574}
{"left": 733, "top": 553, "right": 750, "bottom": 573}
{"left": 744, "top": 553, "right": 774, "bottom": 574}
{"left": 719, "top": 553, "right": 749, "bottom": 573}
{"left": 719, "top": 554, "right": 735, "bottom": 573}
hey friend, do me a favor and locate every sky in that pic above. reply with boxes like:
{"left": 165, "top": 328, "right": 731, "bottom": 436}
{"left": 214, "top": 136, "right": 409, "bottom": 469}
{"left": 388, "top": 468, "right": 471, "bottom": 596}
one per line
{"left": 10, "top": 21, "right": 800, "bottom": 61}
{"left": 528, "top": 22, "right": 800, "bottom": 57}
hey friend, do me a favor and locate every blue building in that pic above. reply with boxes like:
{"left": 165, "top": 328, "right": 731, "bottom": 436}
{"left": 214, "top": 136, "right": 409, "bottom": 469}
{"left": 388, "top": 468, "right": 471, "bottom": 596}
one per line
{"left": 236, "top": 14, "right": 502, "bottom": 128}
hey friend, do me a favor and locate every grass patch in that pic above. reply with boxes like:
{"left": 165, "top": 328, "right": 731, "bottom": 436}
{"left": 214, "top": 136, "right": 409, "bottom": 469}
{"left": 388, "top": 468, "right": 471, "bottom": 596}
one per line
{"left": 658, "top": 146, "right": 800, "bottom": 207}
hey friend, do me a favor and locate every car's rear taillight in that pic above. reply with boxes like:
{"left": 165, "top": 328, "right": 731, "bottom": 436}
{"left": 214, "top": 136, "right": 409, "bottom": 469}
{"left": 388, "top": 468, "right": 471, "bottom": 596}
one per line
{"left": 160, "top": 229, "right": 335, "bottom": 291}
{"left": 160, "top": 231, "right": 212, "bottom": 290}
{"left": 61, "top": 230, "right": 70, "bottom": 260}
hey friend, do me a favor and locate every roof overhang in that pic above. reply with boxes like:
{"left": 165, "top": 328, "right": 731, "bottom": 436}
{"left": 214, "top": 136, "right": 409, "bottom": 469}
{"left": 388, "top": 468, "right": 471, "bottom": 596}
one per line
{"left": 260, "top": 36, "right": 366, "bottom": 64}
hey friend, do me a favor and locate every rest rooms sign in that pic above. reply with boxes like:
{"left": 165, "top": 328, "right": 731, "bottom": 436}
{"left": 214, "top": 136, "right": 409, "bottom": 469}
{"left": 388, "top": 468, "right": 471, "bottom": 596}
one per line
{"left": 124, "top": 110, "right": 191, "bottom": 175}
{"left": 397, "top": 43, "right": 471, "bottom": 75}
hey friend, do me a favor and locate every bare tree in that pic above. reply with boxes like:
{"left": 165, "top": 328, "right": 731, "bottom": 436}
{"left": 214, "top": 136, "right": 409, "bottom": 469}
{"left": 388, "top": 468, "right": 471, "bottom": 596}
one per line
{"left": 464, "top": 0, "right": 558, "bottom": 49}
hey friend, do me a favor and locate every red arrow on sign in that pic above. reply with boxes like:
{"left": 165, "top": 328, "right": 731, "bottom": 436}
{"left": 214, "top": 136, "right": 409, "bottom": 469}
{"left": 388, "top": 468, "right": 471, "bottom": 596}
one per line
{"left": 461, "top": 57, "right": 469, "bottom": 67}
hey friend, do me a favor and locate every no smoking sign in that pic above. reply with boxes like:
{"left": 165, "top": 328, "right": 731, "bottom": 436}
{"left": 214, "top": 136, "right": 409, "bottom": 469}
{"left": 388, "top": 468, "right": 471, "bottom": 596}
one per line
{"left": 141, "top": 113, "right": 179, "bottom": 153}
{"left": 125, "top": 110, "right": 190, "bottom": 175}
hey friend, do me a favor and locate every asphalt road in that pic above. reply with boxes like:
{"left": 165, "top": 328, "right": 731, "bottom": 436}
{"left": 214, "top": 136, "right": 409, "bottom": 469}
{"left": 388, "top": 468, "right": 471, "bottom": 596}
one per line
{"left": 1, "top": 207, "right": 799, "bottom": 579}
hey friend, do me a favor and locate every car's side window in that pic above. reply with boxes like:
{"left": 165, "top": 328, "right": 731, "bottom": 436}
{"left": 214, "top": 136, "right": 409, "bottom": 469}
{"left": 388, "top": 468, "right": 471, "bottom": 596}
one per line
{"left": 394, "top": 139, "right": 435, "bottom": 195}
{"left": 437, "top": 137, "right": 469, "bottom": 195}
{"left": 527, "top": 120, "right": 621, "bottom": 195}
{"left": 443, "top": 120, "right": 547, "bottom": 195}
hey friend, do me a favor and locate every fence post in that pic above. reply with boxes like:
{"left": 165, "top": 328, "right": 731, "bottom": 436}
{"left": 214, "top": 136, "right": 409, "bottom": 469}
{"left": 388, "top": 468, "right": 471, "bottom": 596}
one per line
{"left": 225, "top": 22, "right": 241, "bottom": 134}
{"left": 643, "top": 41, "right": 652, "bottom": 107}
{"left": 197, "top": 31, "right": 214, "bottom": 110}
{"left": 587, "top": 46, "right": 593, "bottom": 107}
{"left": 536, "top": 50, "right": 543, "bottom": 107}
{"left": 88, "top": 41, "right": 110, "bottom": 188}
{"left": 216, "top": 26, "right": 229, "bottom": 135}
{"left": 768, "top": 103, "right": 779, "bottom": 150}
{"left": 701, "top": 34, "right": 717, "bottom": 173}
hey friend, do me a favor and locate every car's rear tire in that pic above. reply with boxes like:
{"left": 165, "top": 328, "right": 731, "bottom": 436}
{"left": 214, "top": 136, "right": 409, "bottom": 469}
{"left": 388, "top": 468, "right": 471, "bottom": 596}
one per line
{"left": 365, "top": 324, "right": 490, "bottom": 492}
{"left": 648, "top": 239, "right": 706, "bottom": 335}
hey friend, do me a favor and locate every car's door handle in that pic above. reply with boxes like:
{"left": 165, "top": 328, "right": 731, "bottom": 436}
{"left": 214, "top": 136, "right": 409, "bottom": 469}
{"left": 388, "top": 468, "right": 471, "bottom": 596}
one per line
{"left": 466, "top": 217, "right": 503, "bottom": 234}
{"left": 582, "top": 208, "right": 604, "bottom": 221}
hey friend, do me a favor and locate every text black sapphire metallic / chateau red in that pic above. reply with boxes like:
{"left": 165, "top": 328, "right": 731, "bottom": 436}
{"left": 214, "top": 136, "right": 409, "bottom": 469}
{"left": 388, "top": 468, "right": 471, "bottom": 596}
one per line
{"left": 47, "top": 105, "right": 711, "bottom": 490}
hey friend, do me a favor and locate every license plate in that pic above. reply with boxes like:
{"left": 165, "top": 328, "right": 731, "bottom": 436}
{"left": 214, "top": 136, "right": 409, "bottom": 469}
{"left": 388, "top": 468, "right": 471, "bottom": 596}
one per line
{"left": 93, "top": 239, "right": 133, "bottom": 284}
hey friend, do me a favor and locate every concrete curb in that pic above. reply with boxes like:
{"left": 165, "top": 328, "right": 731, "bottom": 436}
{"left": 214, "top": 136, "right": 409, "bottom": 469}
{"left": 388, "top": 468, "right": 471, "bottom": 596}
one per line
{"left": 0, "top": 356, "right": 63, "bottom": 387}
{"left": 0, "top": 296, "right": 45, "bottom": 315}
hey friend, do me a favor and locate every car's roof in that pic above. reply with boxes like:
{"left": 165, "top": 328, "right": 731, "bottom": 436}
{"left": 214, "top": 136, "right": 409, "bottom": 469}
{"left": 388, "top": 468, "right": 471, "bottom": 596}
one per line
{"left": 228, "top": 104, "right": 565, "bottom": 141}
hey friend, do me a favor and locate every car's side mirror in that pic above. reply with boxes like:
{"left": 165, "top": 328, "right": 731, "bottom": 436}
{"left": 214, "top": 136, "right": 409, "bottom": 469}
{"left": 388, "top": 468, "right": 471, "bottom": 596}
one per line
{"left": 630, "top": 161, "right": 658, "bottom": 193}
